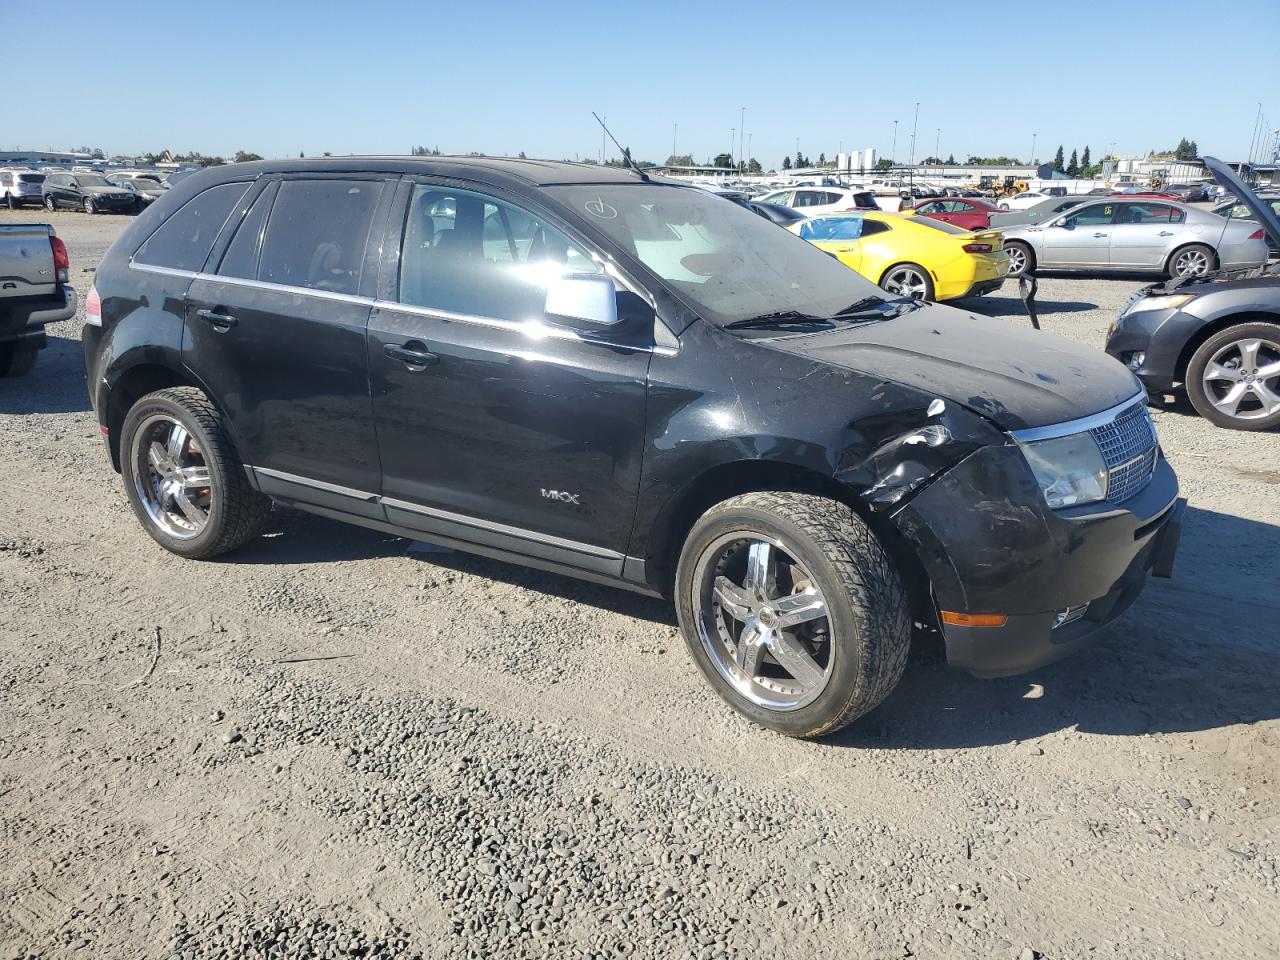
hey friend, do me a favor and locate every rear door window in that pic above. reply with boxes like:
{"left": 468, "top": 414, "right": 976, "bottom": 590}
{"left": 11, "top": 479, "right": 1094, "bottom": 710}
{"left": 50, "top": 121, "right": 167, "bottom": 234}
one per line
{"left": 133, "top": 182, "right": 250, "bottom": 272}
{"left": 1062, "top": 203, "right": 1115, "bottom": 227}
{"left": 217, "top": 184, "right": 277, "bottom": 280}
{"left": 1123, "top": 203, "right": 1185, "bottom": 224}
{"left": 255, "top": 179, "right": 384, "bottom": 295}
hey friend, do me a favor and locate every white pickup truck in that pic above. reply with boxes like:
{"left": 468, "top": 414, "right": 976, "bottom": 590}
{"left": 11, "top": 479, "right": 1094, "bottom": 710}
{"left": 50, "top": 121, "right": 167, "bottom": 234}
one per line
{"left": 0, "top": 224, "right": 77, "bottom": 377}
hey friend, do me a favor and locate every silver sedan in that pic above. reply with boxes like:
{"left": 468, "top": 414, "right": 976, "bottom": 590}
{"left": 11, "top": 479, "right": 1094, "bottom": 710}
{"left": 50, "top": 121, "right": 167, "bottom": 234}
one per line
{"left": 1000, "top": 199, "right": 1269, "bottom": 278}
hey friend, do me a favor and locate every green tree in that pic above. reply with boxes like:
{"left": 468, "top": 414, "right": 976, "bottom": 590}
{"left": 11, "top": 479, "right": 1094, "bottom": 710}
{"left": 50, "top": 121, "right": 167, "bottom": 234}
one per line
{"left": 946, "top": 153, "right": 956, "bottom": 164}
{"left": 233, "top": 150, "right": 263, "bottom": 163}
{"left": 1053, "top": 145, "right": 1065, "bottom": 172}
{"left": 875, "top": 157, "right": 893, "bottom": 171}
{"left": 664, "top": 154, "right": 694, "bottom": 167}
{"left": 782, "top": 156, "right": 792, "bottom": 171}
{"left": 1080, "top": 145, "right": 1091, "bottom": 170}
{"left": 1066, "top": 149, "right": 1079, "bottom": 177}
{"left": 712, "top": 152, "right": 733, "bottom": 169}
{"left": 747, "top": 158, "right": 762, "bottom": 174}
{"left": 818, "top": 152, "right": 826, "bottom": 165}
{"left": 794, "top": 150, "right": 804, "bottom": 169}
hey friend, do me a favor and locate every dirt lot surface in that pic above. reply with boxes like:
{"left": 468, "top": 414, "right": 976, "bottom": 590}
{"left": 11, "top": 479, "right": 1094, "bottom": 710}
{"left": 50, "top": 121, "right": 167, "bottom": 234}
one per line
{"left": 2, "top": 208, "right": 1277, "bottom": 960}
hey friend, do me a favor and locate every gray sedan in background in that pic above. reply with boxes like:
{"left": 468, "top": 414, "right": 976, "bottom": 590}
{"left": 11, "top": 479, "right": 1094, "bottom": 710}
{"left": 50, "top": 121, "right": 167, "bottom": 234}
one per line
{"left": 989, "top": 195, "right": 1090, "bottom": 229}
{"left": 1000, "top": 198, "right": 1269, "bottom": 278}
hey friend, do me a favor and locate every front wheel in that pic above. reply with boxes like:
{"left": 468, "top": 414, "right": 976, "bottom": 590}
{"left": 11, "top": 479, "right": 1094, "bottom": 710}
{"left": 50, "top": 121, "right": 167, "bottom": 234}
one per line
{"left": 120, "top": 387, "right": 272, "bottom": 558}
{"left": 44, "top": 195, "right": 56, "bottom": 212}
{"left": 674, "top": 492, "right": 910, "bottom": 738}
{"left": 879, "top": 262, "right": 935, "bottom": 300}
{"left": 83, "top": 197, "right": 96, "bottom": 215}
{"left": 1185, "top": 322, "right": 1280, "bottom": 430}
{"left": 1004, "top": 240, "right": 1033, "bottom": 277}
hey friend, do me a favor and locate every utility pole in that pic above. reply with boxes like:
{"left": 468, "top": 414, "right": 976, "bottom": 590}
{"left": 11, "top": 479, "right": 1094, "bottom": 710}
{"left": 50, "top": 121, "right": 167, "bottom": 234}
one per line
{"left": 740, "top": 106, "right": 746, "bottom": 172}
{"left": 672, "top": 123, "right": 677, "bottom": 162}
{"left": 908, "top": 102, "right": 920, "bottom": 191}
{"left": 730, "top": 128, "right": 735, "bottom": 170}
{"left": 891, "top": 121, "right": 898, "bottom": 165}
{"left": 935, "top": 127, "right": 940, "bottom": 160}
{"left": 1031, "top": 133, "right": 1037, "bottom": 166}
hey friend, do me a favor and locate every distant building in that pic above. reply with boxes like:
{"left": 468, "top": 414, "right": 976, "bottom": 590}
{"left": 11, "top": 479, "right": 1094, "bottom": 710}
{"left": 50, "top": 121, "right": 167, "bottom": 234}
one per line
{"left": 0, "top": 149, "right": 95, "bottom": 167}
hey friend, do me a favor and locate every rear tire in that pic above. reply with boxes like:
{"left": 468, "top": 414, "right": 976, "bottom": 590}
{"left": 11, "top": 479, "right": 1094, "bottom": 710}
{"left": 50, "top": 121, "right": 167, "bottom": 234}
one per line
{"left": 1004, "top": 240, "right": 1033, "bottom": 277}
{"left": 674, "top": 491, "right": 910, "bottom": 738}
{"left": 1184, "top": 321, "right": 1280, "bottom": 431}
{"left": 120, "top": 387, "right": 272, "bottom": 559}
{"left": 1167, "top": 243, "right": 1214, "bottom": 279}
{"left": 0, "top": 343, "right": 39, "bottom": 378}
{"left": 879, "top": 262, "right": 935, "bottom": 301}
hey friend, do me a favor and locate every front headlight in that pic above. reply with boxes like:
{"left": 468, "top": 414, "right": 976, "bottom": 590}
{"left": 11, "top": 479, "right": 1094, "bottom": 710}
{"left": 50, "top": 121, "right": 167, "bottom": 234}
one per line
{"left": 1019, "top": 433, "right": 1108, "bottom": 509}
{"left": 1125, "top": 293, "right": 1195, "bottom": 315}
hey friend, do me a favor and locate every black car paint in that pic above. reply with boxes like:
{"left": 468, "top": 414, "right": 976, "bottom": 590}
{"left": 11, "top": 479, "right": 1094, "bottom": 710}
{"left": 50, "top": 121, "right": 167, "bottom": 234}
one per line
{"left": 43, "top": 174, "right": 135, "bottom": 212}
{"left": 84, "top": 157, "right": 1179, "bottom": 677}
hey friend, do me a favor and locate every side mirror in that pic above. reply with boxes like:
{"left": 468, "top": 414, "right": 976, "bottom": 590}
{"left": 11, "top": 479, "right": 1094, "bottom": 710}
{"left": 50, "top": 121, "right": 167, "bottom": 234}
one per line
{"left": 1055, "top": 219, "right": 1074, "bottom": 230}
{"left": 544, "top": 274, "right": 618, "bottom": 328}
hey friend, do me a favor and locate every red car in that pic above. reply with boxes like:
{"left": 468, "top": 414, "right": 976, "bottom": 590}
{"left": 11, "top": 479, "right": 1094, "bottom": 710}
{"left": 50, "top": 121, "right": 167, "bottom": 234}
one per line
{"left": 905, "top": 197, "right": 1004, "bottom": 231}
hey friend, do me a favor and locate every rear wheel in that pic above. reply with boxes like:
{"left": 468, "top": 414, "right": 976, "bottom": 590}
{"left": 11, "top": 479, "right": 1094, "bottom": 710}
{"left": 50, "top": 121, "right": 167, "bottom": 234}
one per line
{"left": 674, "top": 491, "right": 910, "bottom": 738}
{"left": 0, "top": 343, "right": 39, "bottom": 378}
{"left": 1004, "top": 240, "right": 1033, "bottom": 277}
{"left": 879, "top": 263, "right": 934, "bottom": 300}
{"left": 1168, "top": 243, "right": 1214, "bottom": 279}
{"left": 120, "top": 387, "right": 272, "bottom": 558}
{"left": 1185, "top": 321, "right": 1280, "bottom": 430}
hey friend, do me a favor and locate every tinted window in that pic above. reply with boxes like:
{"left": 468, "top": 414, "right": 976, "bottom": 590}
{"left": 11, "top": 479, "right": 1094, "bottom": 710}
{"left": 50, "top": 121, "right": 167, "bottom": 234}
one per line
{"left": 398, "top": 184, "right": 601, "bottom": 319}
{"left": 860, "top": 220, "right": 891, "bottom": 237}
{"left": 799, "top": 217, "right": 864, "bottom": 241}
{"left": 916, "top": 201, "right": 943, "bottom": 214}
{"left": 134, "top": 182, "right": 250, "bottom": 271}
{"left": 1121, "top": 203, "right": 1185, "bottom": 224}
{"left": 793, "top": 191, "right": 828, "bottom": 208}
{"left": 217, "top": 184, "right": 276, "bottom": 279}
{"left": 1062, "top": 204, "right": 1115, "bottom": 227}
{"left": 256, "top": 179, "right": 383, "bottom": 295}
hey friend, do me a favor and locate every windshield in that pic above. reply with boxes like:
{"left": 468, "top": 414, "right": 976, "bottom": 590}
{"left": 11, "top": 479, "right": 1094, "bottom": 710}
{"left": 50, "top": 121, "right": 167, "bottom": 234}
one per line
{"left": 549, "top": 183, "right": 887, "bottom": 327}
{"left": 76, "top": 175, "right": 111, "bottom": 188}
{"left": 18, "top": 173, "right": 45, "bottom": 184}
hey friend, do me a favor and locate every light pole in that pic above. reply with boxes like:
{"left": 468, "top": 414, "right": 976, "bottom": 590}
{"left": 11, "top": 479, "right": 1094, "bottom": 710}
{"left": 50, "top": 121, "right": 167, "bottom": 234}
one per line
{"left": 1031, "top": 133, "right": 1037, "bottom": 166}
{"left": 891, "top": 120, "right": 898, "bottom": 165}
{"left": 600, "top": 115, "right": 606, "bottom": 165}
{"left": 935, "top": 127, "right": 940, "bottom": 161}
{"left": 730, "top": 128, "right": 735, "bottom": 171}
{"left": 740, "top": 106, "right": 746, "bottom": 172}
{"left": 672, "top": 123, "right": 677, "bottom": 162}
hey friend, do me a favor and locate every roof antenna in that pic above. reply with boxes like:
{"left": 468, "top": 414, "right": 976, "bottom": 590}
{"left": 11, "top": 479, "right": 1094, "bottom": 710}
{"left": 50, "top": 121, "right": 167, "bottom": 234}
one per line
{"left": 592, "top": 111, "right": 649, "bottom": 181}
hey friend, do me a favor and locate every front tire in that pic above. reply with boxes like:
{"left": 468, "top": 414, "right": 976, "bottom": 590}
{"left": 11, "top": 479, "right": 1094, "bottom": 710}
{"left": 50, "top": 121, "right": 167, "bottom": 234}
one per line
{"left": 1004, "top": 240, "right": 1033, "bottom": 277}
{"left": 44, "top": 195, "right": 56, "bottom": 212}
{"left": 120, "top": 387, "right": 271, "bottom": 558}
{"left": 0, "top": 343, "right": 39, "bottom": 378}
{"left": 83, "top": 197, "right": 96, "bottom": 215}
{"left": 674, "top": 492, "right": 910, "bottom": 738}
{"left": 1184, "top": 321, "right": 1280, "bottom": 430}
{"left": 879, "top": 262, "right": 935, "bottom": 300}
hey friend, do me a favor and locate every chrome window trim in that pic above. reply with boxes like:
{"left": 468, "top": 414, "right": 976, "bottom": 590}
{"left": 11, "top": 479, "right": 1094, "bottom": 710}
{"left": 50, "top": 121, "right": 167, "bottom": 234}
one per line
{"left": 1009, "top": 393, "right": 1148, "bottom": 443}
{"left": 248, "top": 466, "right": 622, "bottom": 561}
{"left": 127, "top": 262, "right": 674, "bottom": 354}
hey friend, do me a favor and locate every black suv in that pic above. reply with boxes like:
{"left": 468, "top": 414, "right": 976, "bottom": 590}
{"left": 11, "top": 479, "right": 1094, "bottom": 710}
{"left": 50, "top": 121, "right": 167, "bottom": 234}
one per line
{"left": 83, "top": 158, "right": 1184, "bottom": 737}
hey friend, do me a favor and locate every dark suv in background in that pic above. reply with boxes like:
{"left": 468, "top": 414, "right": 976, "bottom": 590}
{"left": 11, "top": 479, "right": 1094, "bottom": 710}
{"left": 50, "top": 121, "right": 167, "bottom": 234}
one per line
{"left": 83, "top": 158, "right": 1183, "bottom": 737}
{"left": 43, "top": 172, "right": 136, "bottom": 214}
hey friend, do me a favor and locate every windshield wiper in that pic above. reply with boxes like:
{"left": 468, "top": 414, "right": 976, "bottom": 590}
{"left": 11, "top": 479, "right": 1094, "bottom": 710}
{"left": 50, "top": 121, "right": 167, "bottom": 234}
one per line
{"left": 724, "top": 311, "right": 834, "bottom": 331}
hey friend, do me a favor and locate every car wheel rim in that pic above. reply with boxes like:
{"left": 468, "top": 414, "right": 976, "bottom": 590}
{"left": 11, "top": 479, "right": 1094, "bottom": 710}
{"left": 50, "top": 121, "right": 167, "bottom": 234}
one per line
{"left": 883, "top": 268, "right": 927, "bottom": 298}
{"left": 1006, "top": 247, "right": 1025, "bottom": 273}
{"left": 1201, "top": 337, "right": 1280, "bottom": 421}
{"left": 131, "top": 414, "right": 212, "bottom": 540}
{"left": 1175, "top": 250, "right": 1208, "bottom": 276}
{"left": 693, "top": 532, "right": 834, "bottom": 712}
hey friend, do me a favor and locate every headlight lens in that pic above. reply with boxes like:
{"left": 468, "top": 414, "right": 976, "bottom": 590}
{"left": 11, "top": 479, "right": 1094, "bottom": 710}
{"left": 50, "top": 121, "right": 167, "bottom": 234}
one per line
{"left": 1020, "top": 433, "right": 1108, "bottom": 509}
{"left": 1125, "top": 293, "right": 1195, "bottom": 315}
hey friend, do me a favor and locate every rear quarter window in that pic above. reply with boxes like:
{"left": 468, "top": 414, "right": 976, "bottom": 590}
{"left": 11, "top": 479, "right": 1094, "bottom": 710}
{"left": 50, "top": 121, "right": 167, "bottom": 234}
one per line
{"left": 255, "top": 179, "right": 384, "bottom": 295}
{"left": 134, "top": 182, "right": 251, "bottom": 272}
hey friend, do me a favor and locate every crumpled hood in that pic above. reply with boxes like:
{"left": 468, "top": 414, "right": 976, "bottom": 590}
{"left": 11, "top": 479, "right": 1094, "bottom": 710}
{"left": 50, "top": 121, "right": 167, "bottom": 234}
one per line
{"left": 767, "top": 303, "right": 1141, "bottom": 431}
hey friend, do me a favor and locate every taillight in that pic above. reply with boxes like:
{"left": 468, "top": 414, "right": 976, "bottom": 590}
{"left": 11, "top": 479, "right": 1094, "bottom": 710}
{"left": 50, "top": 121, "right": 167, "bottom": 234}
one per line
{"left": 1248, "top": 229, "right": 1265, "bottom": 240}
{"left": 49, "top": 234, "right": 70, "bottom": 284}
{"left": 963, "top": 243, "right": 993, "bottom": 253}
{"left": 85, "top": 284, "right": 102, "bottom": 327}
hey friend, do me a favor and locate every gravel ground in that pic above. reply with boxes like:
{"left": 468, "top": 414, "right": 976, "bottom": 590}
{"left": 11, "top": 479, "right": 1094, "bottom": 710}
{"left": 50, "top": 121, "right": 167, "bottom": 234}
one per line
{"left": 1, "top": 209, "right": 1278, "bottom": 960}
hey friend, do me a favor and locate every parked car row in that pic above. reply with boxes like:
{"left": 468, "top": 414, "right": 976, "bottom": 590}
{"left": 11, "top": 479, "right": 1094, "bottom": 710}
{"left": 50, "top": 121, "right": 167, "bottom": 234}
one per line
{"left": 0, "top": 166, "right": 171, "bottom": 215}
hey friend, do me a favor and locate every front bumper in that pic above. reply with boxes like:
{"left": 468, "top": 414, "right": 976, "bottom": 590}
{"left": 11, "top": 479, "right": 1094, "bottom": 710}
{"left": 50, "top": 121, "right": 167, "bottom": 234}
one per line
{"left": 892, "top": 444, "right": 1181, "bottom": 677}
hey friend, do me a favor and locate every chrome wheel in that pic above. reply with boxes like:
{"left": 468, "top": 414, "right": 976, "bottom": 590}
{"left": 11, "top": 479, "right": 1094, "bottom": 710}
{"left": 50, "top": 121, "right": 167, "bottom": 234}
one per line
{"left": 1005, "top": 244, "right": 1027, "bottom": 275}
{"left": 693, "top": 532, "right": 834, "bottom": 712}
{"left": 130, "top": 414, "right": 212, "bottom": 540}
{"left": 881, "top": 266, "right": 930, "bottom": 299}
{"left": 83, "top": 198, "right": 95, "bottom": 215}
{"left": 1200, "top": 337, "right": 1280, "bottom": 421}
{"left": 1172, "top": 247, "right": 1210, "bottom": 277}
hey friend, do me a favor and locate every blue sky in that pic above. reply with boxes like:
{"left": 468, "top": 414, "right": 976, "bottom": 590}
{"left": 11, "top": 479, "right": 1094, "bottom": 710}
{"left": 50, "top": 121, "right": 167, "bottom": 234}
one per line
{"left": 7, "top": 0, "right": 1277, "bottom": 168}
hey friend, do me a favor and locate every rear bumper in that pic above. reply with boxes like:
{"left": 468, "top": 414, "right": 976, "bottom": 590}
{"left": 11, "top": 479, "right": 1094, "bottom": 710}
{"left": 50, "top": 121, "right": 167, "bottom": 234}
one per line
{"left": 1, "top": 284, "right": 77, "bottom": 336}
{"left": 891, "top": 444, "right": 1181, "bottom": 677}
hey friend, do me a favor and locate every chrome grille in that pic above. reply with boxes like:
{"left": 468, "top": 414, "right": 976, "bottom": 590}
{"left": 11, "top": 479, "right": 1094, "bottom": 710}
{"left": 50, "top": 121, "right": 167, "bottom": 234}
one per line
{"left": 1089, "top": 400, "right": 1158, "bottom": 503}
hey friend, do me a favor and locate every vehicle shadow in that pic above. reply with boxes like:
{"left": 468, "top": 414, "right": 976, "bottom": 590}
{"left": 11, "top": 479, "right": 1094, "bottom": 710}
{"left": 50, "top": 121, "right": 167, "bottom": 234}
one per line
{"left": 834, "top": 505, "right": 1280, "bottom": 749}
{"left": 0, "top": 334, "right": 92, "bottom": 415}
{"left": 957, "top": 295, "right": 1097, "bottom": 317}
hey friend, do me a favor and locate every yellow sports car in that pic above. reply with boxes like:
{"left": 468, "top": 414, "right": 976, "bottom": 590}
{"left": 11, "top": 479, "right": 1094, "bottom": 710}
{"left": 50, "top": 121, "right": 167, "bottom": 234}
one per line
{"left": 787, "top": 211, "right": 1009, "bottom": 301}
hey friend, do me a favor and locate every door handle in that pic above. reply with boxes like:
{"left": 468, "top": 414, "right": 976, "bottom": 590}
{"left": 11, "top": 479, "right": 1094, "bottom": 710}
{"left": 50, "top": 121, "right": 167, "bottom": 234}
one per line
{"left": 196, "top": 308, "right": 237, "bottom": 329}
{"left": 1092, "top": 232, "right": 1109, "bottom": 238}
{"left": 1158, "top": 230, "right": 1174, "bottom": 237}
{"left": 384, "top": 341, "right": 439, "bottom": 368}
